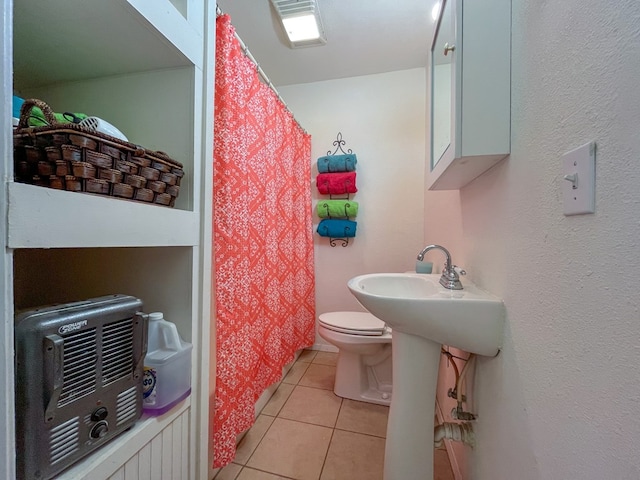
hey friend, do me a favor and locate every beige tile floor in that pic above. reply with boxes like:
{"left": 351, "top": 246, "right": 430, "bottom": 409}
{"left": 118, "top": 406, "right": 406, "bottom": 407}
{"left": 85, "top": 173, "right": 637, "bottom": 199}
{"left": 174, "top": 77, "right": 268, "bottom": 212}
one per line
{"left": 214, "top": 350, "right": 455, "bottom": 480}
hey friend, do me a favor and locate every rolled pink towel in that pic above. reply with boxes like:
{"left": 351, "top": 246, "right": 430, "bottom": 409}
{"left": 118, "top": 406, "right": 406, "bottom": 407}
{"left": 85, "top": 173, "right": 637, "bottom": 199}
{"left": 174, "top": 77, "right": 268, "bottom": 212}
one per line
{"left": 316, "top": 172, "right": 357, "bottom": 195}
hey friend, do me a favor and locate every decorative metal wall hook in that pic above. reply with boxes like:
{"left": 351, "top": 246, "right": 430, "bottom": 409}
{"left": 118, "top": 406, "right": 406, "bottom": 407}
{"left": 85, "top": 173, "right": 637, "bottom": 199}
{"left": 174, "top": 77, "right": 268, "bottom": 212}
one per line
{"left": 330, "top": 238, "right": 350, "bottom": 247}
{"left": 328, "top": 132, "right": 353, "bottom": 156}
{"left": 329, "top": 223, "right": 356, "bottom": 247}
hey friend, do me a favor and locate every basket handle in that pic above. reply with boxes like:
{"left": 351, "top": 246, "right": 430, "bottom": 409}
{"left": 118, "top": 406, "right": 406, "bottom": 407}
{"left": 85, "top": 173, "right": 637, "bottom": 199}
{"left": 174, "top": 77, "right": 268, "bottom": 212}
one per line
{"left": 18, "top": 98, "right": 58, "bottom": 128}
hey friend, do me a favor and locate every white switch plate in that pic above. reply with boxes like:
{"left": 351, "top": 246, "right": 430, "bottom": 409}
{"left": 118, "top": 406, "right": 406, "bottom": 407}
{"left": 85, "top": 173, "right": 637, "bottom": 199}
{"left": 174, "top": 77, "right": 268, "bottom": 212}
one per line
{"left": 562, "top": 141, "right": 596, "bottom": 215}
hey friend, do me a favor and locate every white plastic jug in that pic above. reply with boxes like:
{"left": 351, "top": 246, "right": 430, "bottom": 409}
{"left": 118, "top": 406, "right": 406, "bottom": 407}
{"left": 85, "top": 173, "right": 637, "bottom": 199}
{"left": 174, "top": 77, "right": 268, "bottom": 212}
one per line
{"left": 143, "top": 312, "right": 192, "bottom": 415}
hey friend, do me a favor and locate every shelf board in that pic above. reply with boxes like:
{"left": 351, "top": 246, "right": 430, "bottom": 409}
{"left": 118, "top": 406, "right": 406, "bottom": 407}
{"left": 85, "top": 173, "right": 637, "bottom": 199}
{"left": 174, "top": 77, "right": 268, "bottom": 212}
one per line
{"left": 13, "top": 0, "right": 202, "bottom": 90}
{"left": 7, "top": 183, "right": 199, "bottom": 249}
{"left": 427, "top": 153, "right": 508, "bottom": 190}
{"left": 57, "top": 398, "right": 191, "bottom": 480}
{"left": 127, "top": 0, "right": 203, "bottom": 66}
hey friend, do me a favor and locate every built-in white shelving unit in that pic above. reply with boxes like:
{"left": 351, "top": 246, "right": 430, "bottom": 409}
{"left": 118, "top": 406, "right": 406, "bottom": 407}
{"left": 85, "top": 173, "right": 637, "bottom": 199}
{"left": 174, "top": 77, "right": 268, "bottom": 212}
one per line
{"left": 1, "top": 0, "right": 214, "bottom": 478}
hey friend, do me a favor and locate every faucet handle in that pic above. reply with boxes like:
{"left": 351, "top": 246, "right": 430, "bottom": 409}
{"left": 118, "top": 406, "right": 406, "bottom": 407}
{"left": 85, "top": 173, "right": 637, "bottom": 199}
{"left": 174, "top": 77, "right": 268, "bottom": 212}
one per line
{"left": 452, "top": 265, "right": 466, "bottom": 276}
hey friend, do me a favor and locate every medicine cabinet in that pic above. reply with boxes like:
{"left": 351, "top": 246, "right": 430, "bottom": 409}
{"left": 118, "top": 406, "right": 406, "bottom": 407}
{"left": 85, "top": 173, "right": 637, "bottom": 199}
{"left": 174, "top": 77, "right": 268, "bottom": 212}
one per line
{"left": 427, "top": 0, "right": 511, "bottom": 190}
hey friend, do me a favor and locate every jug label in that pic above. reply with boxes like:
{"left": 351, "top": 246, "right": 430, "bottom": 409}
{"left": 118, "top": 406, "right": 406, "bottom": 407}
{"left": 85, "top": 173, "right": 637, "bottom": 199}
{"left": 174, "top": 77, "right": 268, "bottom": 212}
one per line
{"left": 143, "top": 367, "right": 157, "bottom": 405}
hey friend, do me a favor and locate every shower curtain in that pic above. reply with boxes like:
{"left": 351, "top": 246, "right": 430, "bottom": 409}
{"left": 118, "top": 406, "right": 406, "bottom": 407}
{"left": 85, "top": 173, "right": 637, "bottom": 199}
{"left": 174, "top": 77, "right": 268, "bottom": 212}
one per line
{"left": 212, "top": 14, "right": 316, "bottom": 468}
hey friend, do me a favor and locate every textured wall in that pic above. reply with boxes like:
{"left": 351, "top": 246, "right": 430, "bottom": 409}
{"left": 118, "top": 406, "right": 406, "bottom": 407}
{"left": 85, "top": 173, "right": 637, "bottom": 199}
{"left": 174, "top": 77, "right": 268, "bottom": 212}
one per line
{"left": 452, "top": 0, "right": 640, "bottom": 478}
{"left": 280, "top": 69, "right": 428, "bottom": 347}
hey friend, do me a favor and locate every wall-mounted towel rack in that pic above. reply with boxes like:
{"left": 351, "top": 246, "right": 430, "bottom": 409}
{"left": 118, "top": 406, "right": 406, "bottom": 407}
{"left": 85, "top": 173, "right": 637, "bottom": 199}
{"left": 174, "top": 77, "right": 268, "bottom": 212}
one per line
{"left": 315, "top": 132, "right": 359, "bottom": 246}
{"left": 328, "top": 132, "right": 352, "bottom": 156}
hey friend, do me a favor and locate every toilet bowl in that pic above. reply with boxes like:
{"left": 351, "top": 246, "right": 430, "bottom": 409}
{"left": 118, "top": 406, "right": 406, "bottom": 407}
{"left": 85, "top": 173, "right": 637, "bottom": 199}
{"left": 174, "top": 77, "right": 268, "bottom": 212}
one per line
{"left": 317, "top": 311, "right": 392, "bottom": 406}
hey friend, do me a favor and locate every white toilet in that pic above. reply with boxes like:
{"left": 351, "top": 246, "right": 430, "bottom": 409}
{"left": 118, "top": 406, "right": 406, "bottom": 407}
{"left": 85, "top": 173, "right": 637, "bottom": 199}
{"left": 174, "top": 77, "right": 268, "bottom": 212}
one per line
{"left": 317, "top": 311, "right": 393, "bottom": 406}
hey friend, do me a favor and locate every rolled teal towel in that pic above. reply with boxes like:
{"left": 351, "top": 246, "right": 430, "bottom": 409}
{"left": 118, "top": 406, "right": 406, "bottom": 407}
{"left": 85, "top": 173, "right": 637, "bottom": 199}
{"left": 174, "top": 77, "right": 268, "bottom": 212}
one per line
{"left": 317, "top": 154, "right": 357, "bottom": 173}
{"left": 13, "top": 95, "right": 24, "bottom": 119}
{"left": 317, "top": 219, "right": 357, "bottom": 238}
{"left": 316, "top": 200, "right": 359, "bottom": 219}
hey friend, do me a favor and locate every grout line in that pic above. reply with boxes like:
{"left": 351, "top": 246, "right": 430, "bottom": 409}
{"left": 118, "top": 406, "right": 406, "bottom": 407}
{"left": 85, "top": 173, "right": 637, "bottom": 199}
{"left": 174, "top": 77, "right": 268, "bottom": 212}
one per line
{"left": 274, "top": 415, "right": 339, "bottom": 431}
{"left": 318, "top": 423, "right": 337, "bottom": 480}
{"left": 239, "top": 465, "right": 298, "bottom": 479}
{"left": 292, "top": 383, "right": 335, "bottom": 392}
{"left": 333, "top": 425, "right": 388, "bottom": 439}
{"left": 334, "top": 396, "right": 345, "bottom": 430}
{"left": 238, "top": 415, "right": 276, "bottom": 468}
{"left": 332, "top": 397, "right": 343, "bottom": 428}
{"left": 264, "top": 383, "right": 295, "bottom": 417}
{"left": 282, "top": 361, "right": 311, "bottom": 385}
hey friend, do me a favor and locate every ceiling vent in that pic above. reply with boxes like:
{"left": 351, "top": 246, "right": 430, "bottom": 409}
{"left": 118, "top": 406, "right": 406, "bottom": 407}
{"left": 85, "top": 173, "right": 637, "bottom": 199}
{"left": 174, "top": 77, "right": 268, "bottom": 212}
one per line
{"left": 270, "top": 0, "right": 327, "bottom": 48}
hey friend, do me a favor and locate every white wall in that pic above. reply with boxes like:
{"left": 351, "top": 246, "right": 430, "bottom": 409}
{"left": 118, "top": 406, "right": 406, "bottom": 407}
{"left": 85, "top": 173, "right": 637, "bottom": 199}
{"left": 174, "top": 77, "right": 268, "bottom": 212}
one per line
{"left": 280, "top": 69, "right": 428, "bottom": 347}
{"left": 440, "top": 0, "right": 640, "bottom": 478}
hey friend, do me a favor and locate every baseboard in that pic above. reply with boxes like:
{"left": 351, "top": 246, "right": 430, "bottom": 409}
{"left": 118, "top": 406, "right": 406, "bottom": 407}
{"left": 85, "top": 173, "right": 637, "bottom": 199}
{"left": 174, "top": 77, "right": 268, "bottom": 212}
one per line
{"left": 254, "top": 349, "right": 302, "bottom": 417}
{"left": 435, "top": 399, "right": 463, "bottom": 480}
{"left": 253, "top": 343, "right": 338, "bottom": 411}
{"left": 310, "top": 342, "right": 338, "bottom": 353}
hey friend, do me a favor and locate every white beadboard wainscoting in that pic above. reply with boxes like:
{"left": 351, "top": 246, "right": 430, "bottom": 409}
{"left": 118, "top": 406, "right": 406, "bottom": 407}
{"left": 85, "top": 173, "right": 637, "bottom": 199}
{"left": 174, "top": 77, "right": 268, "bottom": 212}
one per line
{"left": 106, "top": 407, "right": 191, "bottom": 480}
{"left": 55, "top": 401, "right": 192, "bottom": 480}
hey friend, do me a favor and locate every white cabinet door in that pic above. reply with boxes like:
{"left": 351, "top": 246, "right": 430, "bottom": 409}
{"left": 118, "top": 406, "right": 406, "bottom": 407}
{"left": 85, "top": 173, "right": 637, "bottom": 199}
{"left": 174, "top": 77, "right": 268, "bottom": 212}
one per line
{"left": 428, "top": 0, "right": 511, "bottom": 191}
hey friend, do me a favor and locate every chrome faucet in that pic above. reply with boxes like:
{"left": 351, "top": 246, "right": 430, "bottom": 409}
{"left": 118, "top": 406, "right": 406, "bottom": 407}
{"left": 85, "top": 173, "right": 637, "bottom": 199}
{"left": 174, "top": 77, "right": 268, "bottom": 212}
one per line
{"left": 416, "top": 244, "right": 466, "bottom": 290}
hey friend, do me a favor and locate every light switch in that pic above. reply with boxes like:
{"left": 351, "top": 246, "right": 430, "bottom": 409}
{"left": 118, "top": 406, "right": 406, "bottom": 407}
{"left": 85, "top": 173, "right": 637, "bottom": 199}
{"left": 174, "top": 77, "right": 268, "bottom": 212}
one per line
{"left": 562, "top": 141, "right": 596, "bottom": 216}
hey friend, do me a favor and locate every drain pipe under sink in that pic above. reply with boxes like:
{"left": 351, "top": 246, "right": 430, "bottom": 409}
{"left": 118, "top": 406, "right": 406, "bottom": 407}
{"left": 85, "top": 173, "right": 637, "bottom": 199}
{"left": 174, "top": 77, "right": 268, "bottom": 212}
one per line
{"left": 433, "top": 422, "right": 475, "bottom": 448}
{"left": 434, "top": 351, "right": 477, "bottom": 449}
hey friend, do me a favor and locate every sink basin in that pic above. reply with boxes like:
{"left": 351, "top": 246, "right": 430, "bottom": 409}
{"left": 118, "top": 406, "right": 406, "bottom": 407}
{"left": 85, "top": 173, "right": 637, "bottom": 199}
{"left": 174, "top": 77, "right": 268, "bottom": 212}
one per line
{"left": 347, "top": 272, "right": 505, "bottom": 480}
{"left": 347, "top": 272, "right": 504, "bottom": 356}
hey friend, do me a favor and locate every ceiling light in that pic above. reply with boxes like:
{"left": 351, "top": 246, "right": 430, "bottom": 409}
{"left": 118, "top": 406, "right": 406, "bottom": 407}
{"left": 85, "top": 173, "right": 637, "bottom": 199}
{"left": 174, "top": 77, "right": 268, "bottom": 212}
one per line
{"left": 271, "top": 0, "right": 327, "bottom": 48}
{"left": 282, "top": 14, "right": 319, "bottom": 42}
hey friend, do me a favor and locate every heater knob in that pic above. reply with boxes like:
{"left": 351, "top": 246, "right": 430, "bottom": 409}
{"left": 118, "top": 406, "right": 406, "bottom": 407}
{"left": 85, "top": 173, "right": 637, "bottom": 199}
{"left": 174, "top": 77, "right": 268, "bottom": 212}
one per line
{"left": 91, "top": 407, "right": 108, "bottom": 422}
{"left": 90, "top": 421, "right": 109, "bottom": 439}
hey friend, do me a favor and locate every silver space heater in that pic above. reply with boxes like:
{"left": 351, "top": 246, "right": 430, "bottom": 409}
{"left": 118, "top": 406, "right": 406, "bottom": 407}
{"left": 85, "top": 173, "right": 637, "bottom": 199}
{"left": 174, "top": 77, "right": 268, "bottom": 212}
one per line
{"left": 14, "top": 295, "right": 148, "bottom": 480}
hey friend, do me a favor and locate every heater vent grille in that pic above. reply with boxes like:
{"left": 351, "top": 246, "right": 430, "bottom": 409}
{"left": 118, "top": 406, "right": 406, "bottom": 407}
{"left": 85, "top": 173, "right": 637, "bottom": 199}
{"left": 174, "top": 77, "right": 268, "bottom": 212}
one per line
{"left": 102, "top": 318, "right": 134, "bottom": 386}
{"left": 59, "top": 328, "right": 97, "bottom": 406}
{"left": 49, "top": 416, "right": 79, "bottom": 465}
{"left": 116, "top": 386, "right": 139, "bottom": 426}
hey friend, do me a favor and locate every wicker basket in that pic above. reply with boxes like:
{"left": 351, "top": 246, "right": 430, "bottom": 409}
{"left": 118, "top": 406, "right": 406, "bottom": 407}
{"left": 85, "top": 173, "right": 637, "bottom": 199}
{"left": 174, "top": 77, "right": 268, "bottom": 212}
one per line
{"left": 13, "top": 99, "right": 184, "bottom": 207}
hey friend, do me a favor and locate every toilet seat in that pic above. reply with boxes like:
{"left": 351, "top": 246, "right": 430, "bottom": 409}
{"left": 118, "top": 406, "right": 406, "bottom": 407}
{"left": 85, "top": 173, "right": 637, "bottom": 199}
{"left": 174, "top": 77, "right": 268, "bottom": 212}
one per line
{"left": 319, "top": 311, "right": 387, "bottom": 336}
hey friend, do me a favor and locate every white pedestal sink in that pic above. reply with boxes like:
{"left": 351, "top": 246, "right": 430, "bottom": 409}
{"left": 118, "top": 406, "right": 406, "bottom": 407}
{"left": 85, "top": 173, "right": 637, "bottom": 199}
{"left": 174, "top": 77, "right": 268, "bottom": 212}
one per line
{"left": 347, "top": 273, "right": 505, "bottom": 480}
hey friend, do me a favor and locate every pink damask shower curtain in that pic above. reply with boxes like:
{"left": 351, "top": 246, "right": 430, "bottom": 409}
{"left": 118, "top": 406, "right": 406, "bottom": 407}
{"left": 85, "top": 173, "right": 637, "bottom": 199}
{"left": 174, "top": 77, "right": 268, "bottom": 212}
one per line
{"left": 212, "top": 15, "right": 316, "bottom": 468}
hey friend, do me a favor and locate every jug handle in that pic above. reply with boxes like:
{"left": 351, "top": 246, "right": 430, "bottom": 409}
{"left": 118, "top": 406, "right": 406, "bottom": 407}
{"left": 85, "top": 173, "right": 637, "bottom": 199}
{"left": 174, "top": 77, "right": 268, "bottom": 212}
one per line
{"left": 160, "top": 321, "right": 182, "bottom": 351}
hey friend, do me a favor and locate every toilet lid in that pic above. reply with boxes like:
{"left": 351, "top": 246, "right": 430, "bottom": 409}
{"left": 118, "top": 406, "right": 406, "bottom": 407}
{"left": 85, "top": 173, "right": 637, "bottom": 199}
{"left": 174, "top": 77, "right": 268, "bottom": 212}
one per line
{"left": 319, "top": 311, "right": 387, "bottom": 336}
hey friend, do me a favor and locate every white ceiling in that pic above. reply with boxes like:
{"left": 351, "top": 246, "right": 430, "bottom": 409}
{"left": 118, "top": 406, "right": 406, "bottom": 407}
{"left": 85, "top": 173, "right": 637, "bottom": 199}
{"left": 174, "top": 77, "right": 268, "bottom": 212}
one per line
{"left": 216, "top": 0, "right": 439, "bottom": 87}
